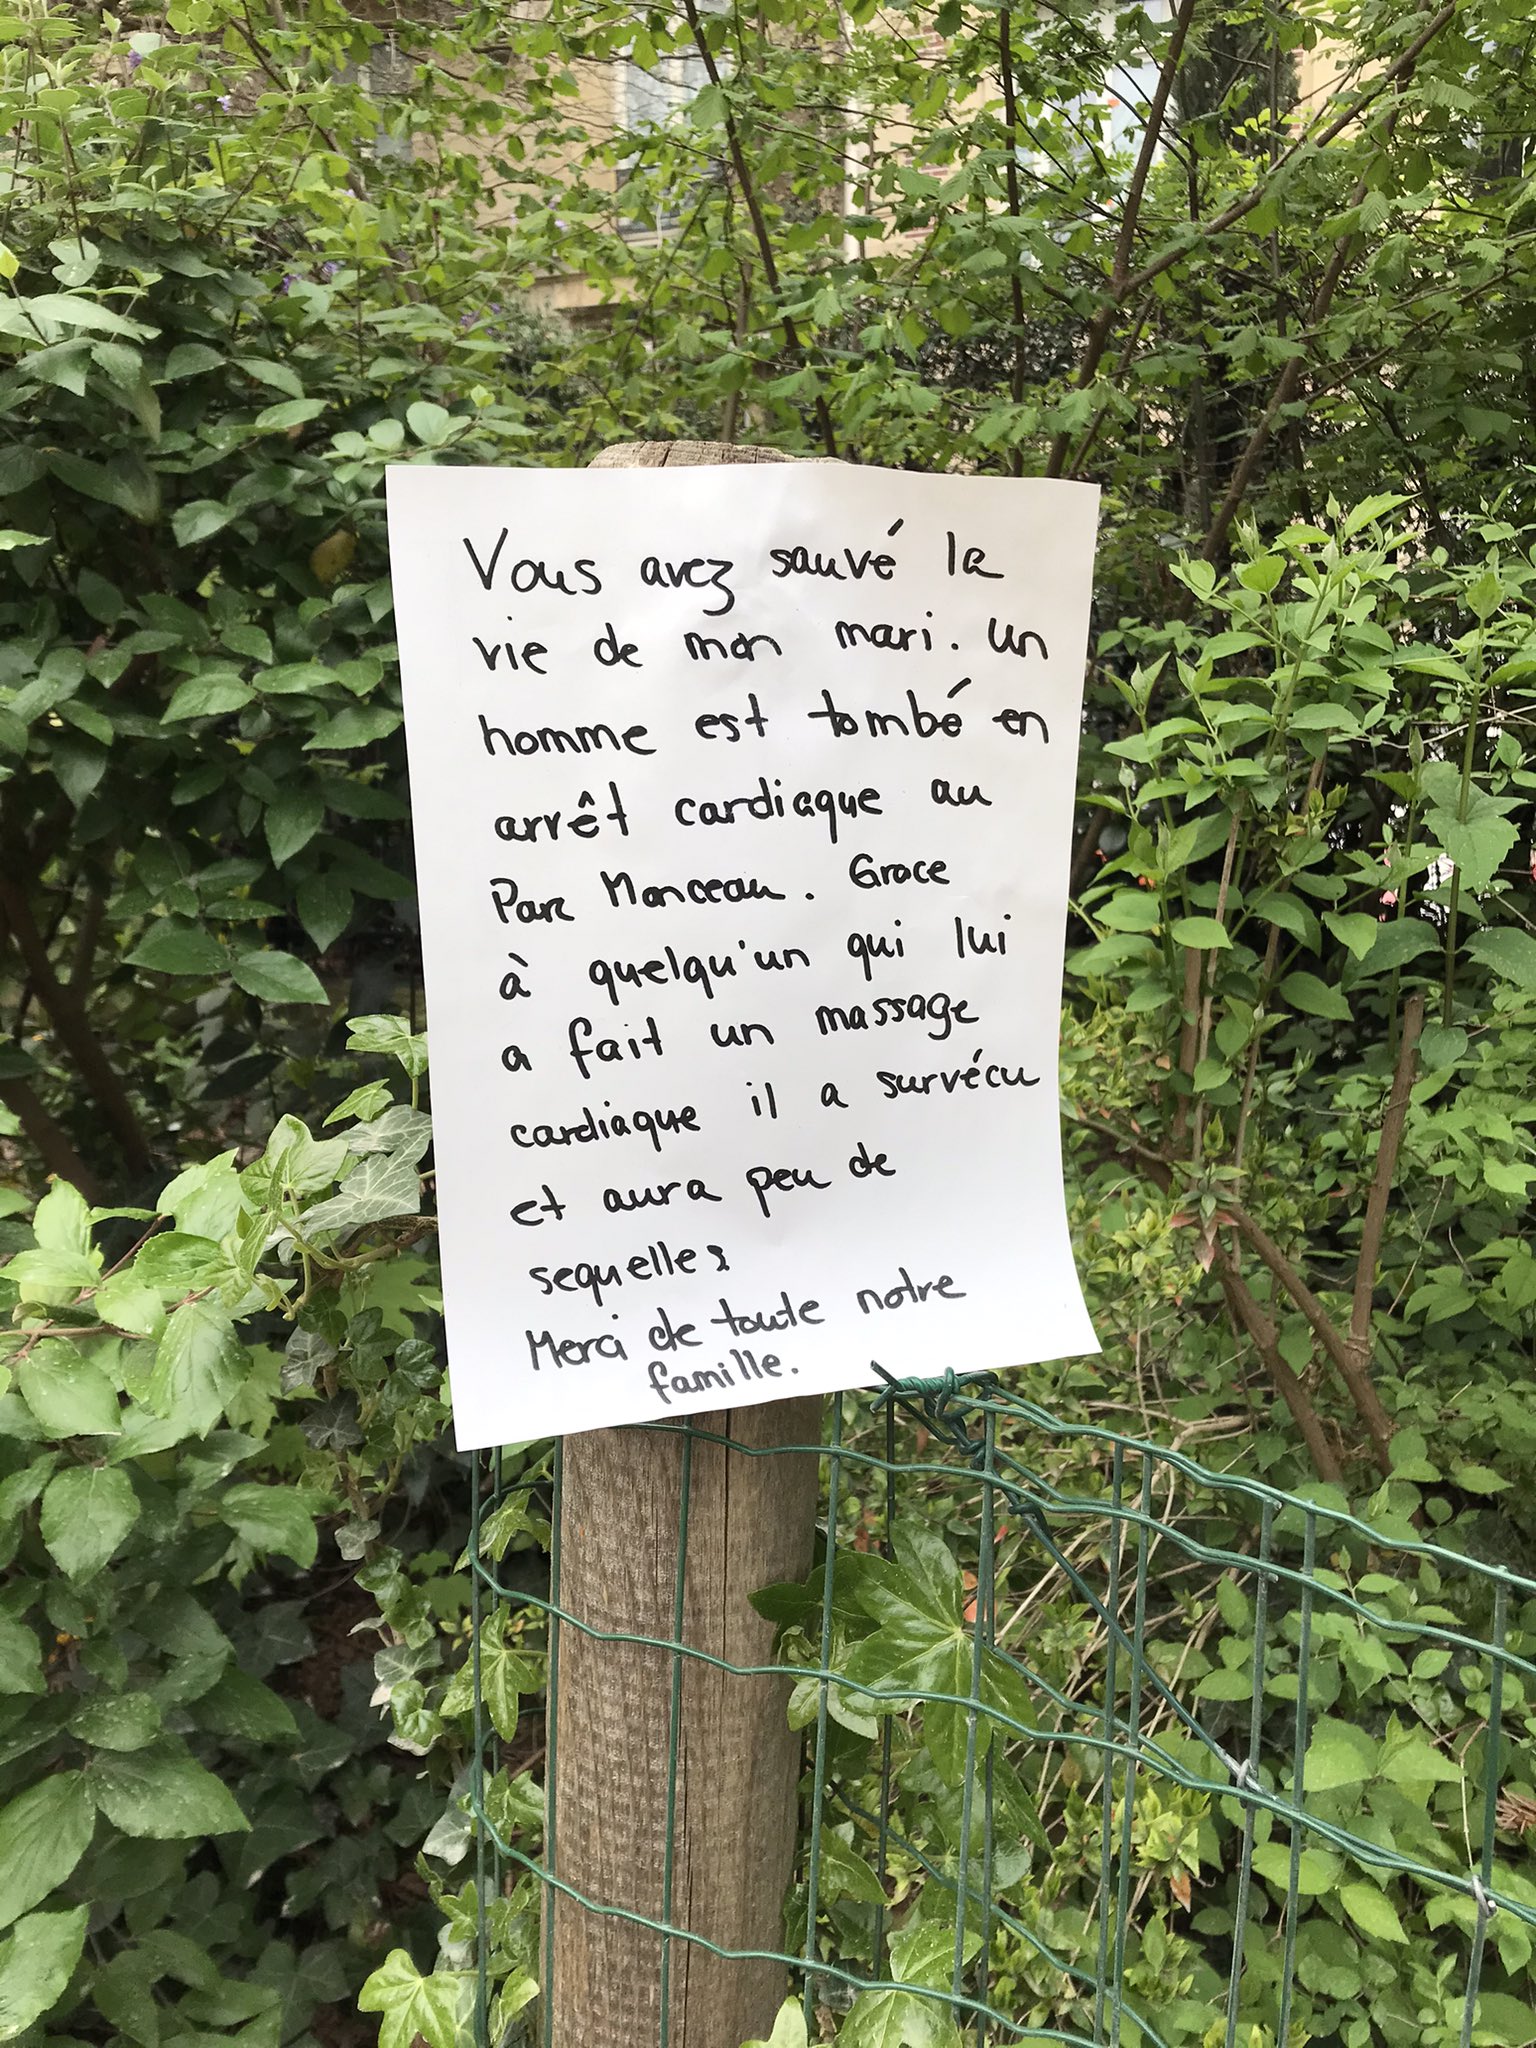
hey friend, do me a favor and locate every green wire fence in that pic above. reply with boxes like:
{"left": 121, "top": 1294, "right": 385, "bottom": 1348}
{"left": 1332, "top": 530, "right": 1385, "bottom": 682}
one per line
{"left": 466, "top": 1375, "right": 1536, "bottom": 2048}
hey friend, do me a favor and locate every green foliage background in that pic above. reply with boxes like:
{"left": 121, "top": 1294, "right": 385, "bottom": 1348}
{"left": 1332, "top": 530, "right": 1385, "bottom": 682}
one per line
{"left": 1, "top": 0, "right": 1535, "bottom": 2041}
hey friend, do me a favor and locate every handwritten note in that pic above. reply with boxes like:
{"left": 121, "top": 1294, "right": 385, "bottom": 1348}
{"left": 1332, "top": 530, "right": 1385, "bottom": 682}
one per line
{"left": 386, "top": 461, "right": 1100, "bottom": 1449}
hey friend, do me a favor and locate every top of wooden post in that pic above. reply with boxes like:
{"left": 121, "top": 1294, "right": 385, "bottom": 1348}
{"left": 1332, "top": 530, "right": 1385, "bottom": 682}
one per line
{"left": 589, "top": 440, "right": 835, "bottom": 467}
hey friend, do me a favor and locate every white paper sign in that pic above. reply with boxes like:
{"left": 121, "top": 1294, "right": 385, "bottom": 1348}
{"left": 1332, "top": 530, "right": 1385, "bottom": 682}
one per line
{"left": 386, "top": 461, "right": 1100, "bottom": 1449}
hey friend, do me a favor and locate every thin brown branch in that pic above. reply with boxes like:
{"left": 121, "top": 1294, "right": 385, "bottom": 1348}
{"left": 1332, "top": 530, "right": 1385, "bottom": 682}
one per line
{"left": 1051, "top": 0, "right": 1460, "bottom": 484}
{"left": 1218, "top": 1199, "right": 1393, "bottom": 1473}
{"left": 999, "top": 7, "right": 1030, "bottom": 477}
{"left": 1216, "top": 1258, "right": 1344, "bottom": 1485}
{"left": 0, "top": 878, "right": 152, "bottom": 1179}
{"left": 1046, "top": 0, "right": 1199, "bottom": 476}
{"left": 1347, "top": 991, "right": 1424, "bottom": 1366}
{"left": 679, "top": 0, "right": 837, "bottom": 459}
{"left": 0, "top": 1078, "right": 104, "bottom": 1203}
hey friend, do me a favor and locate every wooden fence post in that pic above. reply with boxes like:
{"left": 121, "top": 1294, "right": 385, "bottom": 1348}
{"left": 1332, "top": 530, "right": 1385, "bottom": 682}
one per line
{"left": 547, "top": 441, "right": 828, "bottom": 2048}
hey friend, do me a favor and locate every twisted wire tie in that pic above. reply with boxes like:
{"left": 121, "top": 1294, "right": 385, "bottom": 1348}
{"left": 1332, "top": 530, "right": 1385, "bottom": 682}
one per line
{"left": 1470, "top": 1874, "right": 1499, "bottom": 1920}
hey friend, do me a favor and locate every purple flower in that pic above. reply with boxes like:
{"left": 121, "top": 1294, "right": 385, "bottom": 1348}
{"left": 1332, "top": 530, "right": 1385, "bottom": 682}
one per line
{"left": 320, "top": 261, "right": 339, "bottom": 281}
{"left": 217, "top": 93, "right": 233, "bottom": 111}
{"left": 279, "top": 273, "right": 296, "bottom": 295}
{"left": 460, "top": 312, "right": 475, "bottom": 328}
{"left": 127, "top": 49, "right": 142, "bottom": 71}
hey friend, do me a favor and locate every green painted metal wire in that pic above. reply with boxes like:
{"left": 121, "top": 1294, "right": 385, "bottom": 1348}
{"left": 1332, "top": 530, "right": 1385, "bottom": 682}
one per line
{"left": 468, "top": 1378, "right": 1536, "bottom": 2046}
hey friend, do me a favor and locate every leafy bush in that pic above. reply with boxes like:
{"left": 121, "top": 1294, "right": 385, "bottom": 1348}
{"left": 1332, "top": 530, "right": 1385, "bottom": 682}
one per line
{"left": 0, "top": 1018, "right": 484, "bottom": 2042}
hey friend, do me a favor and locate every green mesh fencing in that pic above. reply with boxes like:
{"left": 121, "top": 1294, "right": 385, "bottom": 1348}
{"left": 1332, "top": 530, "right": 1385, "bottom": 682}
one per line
{"left": 466, "top": 1375, "right": 1536, "bottom": 2047}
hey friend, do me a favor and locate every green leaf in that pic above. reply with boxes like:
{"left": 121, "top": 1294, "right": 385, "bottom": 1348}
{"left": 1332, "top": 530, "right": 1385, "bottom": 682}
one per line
{"left": 231, "top": 950, "right": 328, "bottom": 1005}
{"left": 302, "top": 704, "right": 401, "bottom": 750}
{"left": 297, "top": 871, "right": 353, "bottom": 951}
{"left": 815, "top": 1828, "right": 887, "bottom": 1907}
{"left": 1423, "top": 782, "right": 1519, "bottom": 893}
{"left": 165, "top": 342, "right": 224, "bottom": 379}
{"left": 1303, "top": 1716, "right": 1377, "bottom": 1791}
{"left": 1170, "top": 916, "right": 1232, "bottom": 950}
{"left": 1450, "top": 1462, "right": 1512, "bottom": 1495}
{"left": 127, "top": 919, "right": 226, "bottom": 976}
{"left": 0, "top": 1907, "right": 89, "bottom": 2041}
{"left": 40, "top": 1465, "right": 139, "bottom": 1579}
{"left": 347, "top": 1013, "right": 428, "bottom": 1077}
{"left": 1324, "top": 911, "right": 1380, "bottom": 960}
{"left": 146, "top": 1299, "right": 242, "bottom": 1437}
{"left": 1251, "top": 1843, "right": 1341, "bottom": 1895}
{"left": 194, "top": 1668, "right": 297, "bottom": 1743}
{"left": 358, "top": 1952, "right": 472, "bottom": 2048}
{"left": 156, "top": 1151, "right": 243, "bottom": 1238}
{"left": 32, "top": 1181, "right": 90, "bottom": 1256}
{"left": 840, "top": 1984, "right": 959, "bottom": 2048}
{"left": 265, "top": 789, "right": 325, "bottom": 867}
{"left": 1279, "top": 971, "right": 1352, "bottom": 1023}
{"left": 1249, "top": 890, "right": 1317, "bottom": 944}
{"left": 406, "top": 400, "right": 453, "bottom": 446}
{"left": 324, "top": 1080, "right": 393, "bottom": 1127}
{"left": 300, "top": 1150, "right": 421, "bottom": 1239}
{"left": 253, "top": 397, "right": 327, "bottom": 431}
{"left": 171, "top": 499, "right": 236, "bottom": 547}
{"left": 0, "top": 531, "right": 48, "bottom": 552}
{"left": 162, "top": 673, "right": 252, "bottom": 721}
{"left": 0, "top": 1776, "right": 95, "bottom": 1931}
{"left": 90, "top": 1739, "right": 248, "bottom": 1839}
{"left": 1467, "top": 928, "right": 1536, "bottom": 990}
{"left": 18, "top": 1342, "right": 120, "bottom": 1436}
{"left": 1338, "top": 1881, "right": 1408, "bottom": 1943}
{"left": 69, "top": 1693, "right": 162, "bottom": 1753}
{"left": 743, "top": 2000, "right": 809, "bottom": 2048}
{"left": 0, "top": 1618, "right": 44, "bottom": 1698}
{"left": 219, "top": 1484, "right": 318, "bottom": 1567}
{"left": 1355, "top": 919, "right": 1438, "bottom": 976}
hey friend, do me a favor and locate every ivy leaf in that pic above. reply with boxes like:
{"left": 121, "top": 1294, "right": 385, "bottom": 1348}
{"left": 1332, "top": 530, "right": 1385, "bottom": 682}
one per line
{"left": 231, "top": 950, "right": 328, "bottom": 1005}
{"left": 837, "top": 1984, "right": 960, "bottom": 2048}
{"left": 743, "top": 2002, "right": 809, "bottom": 2048}
{"left": 146, "top": 1299, "right": 242, "bottom": 1438}
{"left": 219, "top": 1484, "right": 318, "bottom": 1567}
{"left": 0, "top": 1907, "right": 89, "bottom": 2042}
{"left": 127, "top": 918, "right": 226, "bottom": 976}
{"left": 90, "top": 1738, "right": 249, "bottom": 1839}
{"left": 358, "top": 1952, "right": 472, "bottom": 2048}
{"left": 815, "top": 1828, "right": 887, "bottom": 1908}
{"left": 40, "top": 1465, "right": 139, "bottom": 1580}
{"left": 0, "top": 1775, "right": 95, "bottom": 1931}
{"left": 300, "top": 1151, "right": 421, "bottom": 1239}
{"left": 323, "top": 1080, "right": 393, "bottom": 1127}
{"left": 347, "top": 1013, "right": 428, "bottom": 1077}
